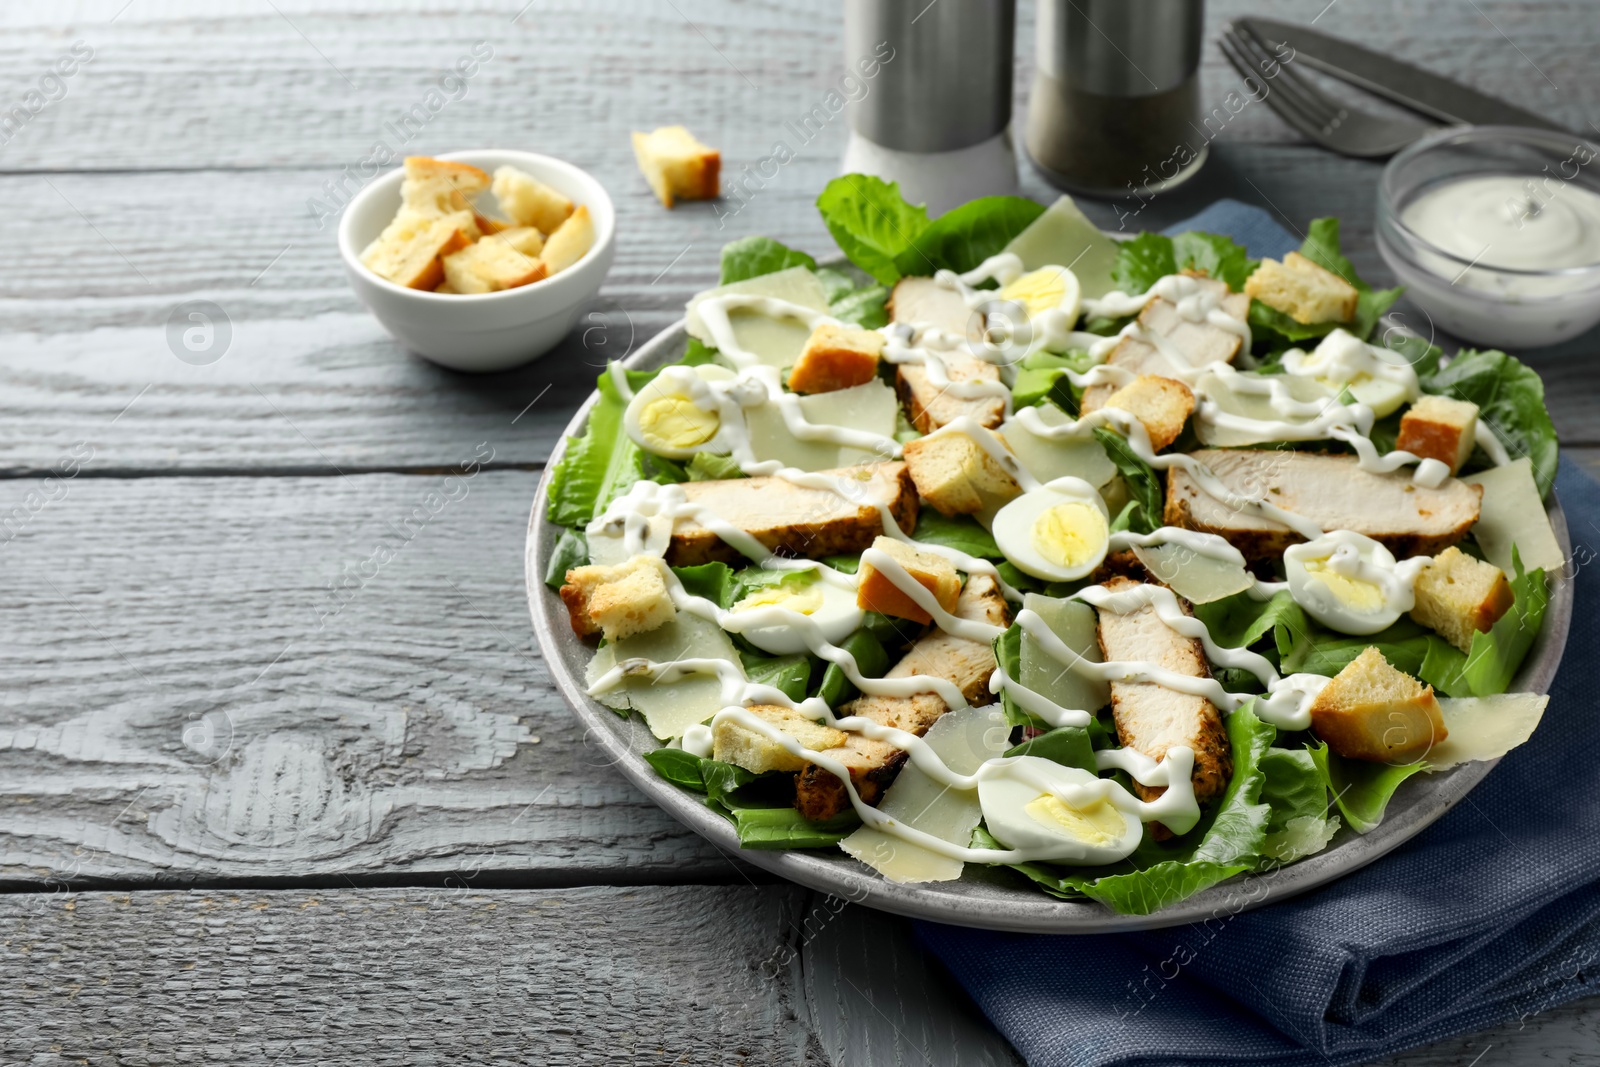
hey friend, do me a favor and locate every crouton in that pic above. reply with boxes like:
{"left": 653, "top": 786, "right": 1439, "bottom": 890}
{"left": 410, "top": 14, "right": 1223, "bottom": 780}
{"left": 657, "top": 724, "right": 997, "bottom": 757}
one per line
{"left": 1094, "top": 576, "right": 1231, "bottom": 804}
{"left": 787, "top": 323, "right": 884, "bottom": 394}
{"left": 901, "top": 429, "right": 1021, "bottom": 518}
{"left": 712, "top": 705, "right": 847, "bottom": 774}
{"left": 441, "top": 236, "right": 547, "bottom": 295}
{"left": 496, "top": 226, "right": 545, "bottom": 257}
{"left": 1244, "top": 251, "right": 1360, "bottom": 325}
{"left": 401, "top": 156, "right": 491, "bottom": 218}
{"left": 1308, "top": 647, "right": 1446, "bottom": 762}
{"left": 666, "top": 462, "right": 918, "bottom": 566}
{"left": 1100, "top": 375, "right": 1195, "bottom": 451}
{"left": 558, "top": 555, "right": 676, "bottom": 641}
{"left": 1398, "top": 395, "right": 1480, "bottom": 475}
{"left": 1082, "top": 277, "right": 1249, "bottom": 412}
{"left": 1165, "top": 449, "right": 1482, "bottom": 560}
{"left": 491, "top": 165, "right": 574, "bottom": 234}
{"left": 539, "top": 205, "right": 595, "bottom": 275}
{"left": 857, "top": 536, "right": 962, "bottom": 624}
{"left": 631, "top": 125, "right": 721, "bottom": 208}
{"left": 361, "top": 210, "right": 476, "bottom": 290}
{"left": 795, "top": 574, "right": 1008, "bottom": 820}
{"left": 1409, "top": 547, "right": 1515, "bottom": 652}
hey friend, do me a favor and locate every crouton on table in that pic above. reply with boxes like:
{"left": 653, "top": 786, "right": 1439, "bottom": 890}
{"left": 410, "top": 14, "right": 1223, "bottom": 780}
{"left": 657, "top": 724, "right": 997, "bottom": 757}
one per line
{"left": 632, "top": 126, "right": 721, "bottom": 208}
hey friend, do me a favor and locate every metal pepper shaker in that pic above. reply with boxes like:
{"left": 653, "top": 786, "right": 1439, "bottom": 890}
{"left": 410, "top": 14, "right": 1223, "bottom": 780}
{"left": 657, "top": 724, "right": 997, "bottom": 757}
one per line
{"left": 1026, "top": 0, "right": 1208, "bottom": 198}
{"left": 841, "top": 0, "right": 1019, "bottom": 215}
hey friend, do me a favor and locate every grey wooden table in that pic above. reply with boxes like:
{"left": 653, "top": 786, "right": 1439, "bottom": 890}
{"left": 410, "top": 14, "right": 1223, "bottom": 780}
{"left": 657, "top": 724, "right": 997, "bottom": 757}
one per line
{"left": 3, "top": 1, "right": 1597, "bottom": 1064}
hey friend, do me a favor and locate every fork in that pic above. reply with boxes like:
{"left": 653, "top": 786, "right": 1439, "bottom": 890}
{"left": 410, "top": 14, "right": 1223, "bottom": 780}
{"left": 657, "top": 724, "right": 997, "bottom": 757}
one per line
{"left": 1218, "top": 20, "right": 1433, "bottom": 159}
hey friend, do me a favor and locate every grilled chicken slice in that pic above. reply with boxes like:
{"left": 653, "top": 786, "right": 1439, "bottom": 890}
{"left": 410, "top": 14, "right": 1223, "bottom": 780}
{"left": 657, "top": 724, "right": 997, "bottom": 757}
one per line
{"left": 888, "top": 276, "right": 1005, "bottom": 434}
{"left": 794, "top": 574, "right": 1008, "bottom": 821}
{"left": 1165, "top": 449, "right": 1483, "bottom": 560}
{"left": 667, "top": 462, "right": 917, "bottom": 566}
{"left": 888, "top": 276, "right": 980, "bottom": 338}
{"left": 1082, "top": 276, "right": 1249, "bottom": 412}
{"left": 1094, "top": 576, "right": 1231, "bottom": 806}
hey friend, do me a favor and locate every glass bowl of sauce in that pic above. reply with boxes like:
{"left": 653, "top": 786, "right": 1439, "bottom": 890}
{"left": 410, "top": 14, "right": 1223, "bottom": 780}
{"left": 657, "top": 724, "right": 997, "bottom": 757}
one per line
{"left": 1376, "top": 125, "right": 1600, "bottom": 349}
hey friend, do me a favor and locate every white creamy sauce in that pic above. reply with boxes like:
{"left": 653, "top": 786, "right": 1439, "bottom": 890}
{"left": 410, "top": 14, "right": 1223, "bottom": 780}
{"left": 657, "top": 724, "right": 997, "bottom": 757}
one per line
{"left": 583, "top": 260, "right": 1513, "bottom": 871}
{"left": 1402, "top": 174, "right": 1600, "bottom": 297}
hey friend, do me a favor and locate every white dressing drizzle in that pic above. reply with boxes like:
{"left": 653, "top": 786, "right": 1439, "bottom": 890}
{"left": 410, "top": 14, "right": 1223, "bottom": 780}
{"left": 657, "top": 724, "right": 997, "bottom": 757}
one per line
{"left": 582, "top": 266, "right": 1510, "bottom": 870}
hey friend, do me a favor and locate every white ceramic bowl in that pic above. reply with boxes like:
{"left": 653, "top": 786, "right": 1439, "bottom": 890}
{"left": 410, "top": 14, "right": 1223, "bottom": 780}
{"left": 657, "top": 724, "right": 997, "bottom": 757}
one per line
{"left": 338, "top": 149, "right": 616, "bottom": 373}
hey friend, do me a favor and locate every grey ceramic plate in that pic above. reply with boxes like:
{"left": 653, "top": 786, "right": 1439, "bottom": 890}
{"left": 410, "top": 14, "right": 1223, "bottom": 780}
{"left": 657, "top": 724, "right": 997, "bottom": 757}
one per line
{"left": 524, "top": 313, "right": 1574, "bottom": 933}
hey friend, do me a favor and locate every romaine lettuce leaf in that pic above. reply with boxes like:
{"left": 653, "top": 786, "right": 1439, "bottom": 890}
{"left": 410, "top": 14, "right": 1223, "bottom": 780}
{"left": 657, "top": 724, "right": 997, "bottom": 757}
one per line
{"left": 892, "top": 195, "right": 1048, "bottom": 278}
{"left": 829, "top": 283, "right": 890, "bottom": 329}
{"left": 546, "top": 367, "right": 647, "bottom": 527}
{"left": 720, "top": 236, "right": 817, "bottom": 284}
{"left": 816, "top": 174, "right": 930, "bottom": 285}
{"left": 912, "top": 510, "right": 1002, "bottom": 558}
{"left": 1012, "top": 349, "right": 1095, "bottom": 409}
{"left": 1093, "top": 428, "right": 1162, "bottom": 535}
{"left": 543, "top": 528, "right": 589, "bottom": 589}
{"left": 1420, "top": 348, "right": 1559, "bottom": 496}
{"left": 739, "top": 649, "right": 813, "bottom": 702}
{"left": 1111, "top": 230, "right": 1256, "bottom": 293}
{"left": 732, "top": 806, "right": 860, "bottom": 849}
{"left": 816, "top": 627, "right": 890, "bottom": 707}
{"left": 686, "top": 451, "right": 745, "bottom": 481}
{"left": 1193, "top": 588, "right": 1310, "bottom": 665}
{"left": 1005, "top": 726, "right": 1100, "bottom": 773}
{"left": 1257, "top": 747, "right": 1337, "bottom": 865}
{"left": 1250, "top": 217, "right": 1402, "bottom": 346}
{"left": 1306, "top": 740, "right": 1425, "bottom": 834}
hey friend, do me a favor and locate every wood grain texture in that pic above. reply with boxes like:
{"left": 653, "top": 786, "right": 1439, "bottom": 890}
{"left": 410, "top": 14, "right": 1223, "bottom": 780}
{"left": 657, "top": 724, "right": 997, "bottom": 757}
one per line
{"left": 0, "top": 1, "right": 1594, "bottom": 472}
{"left": 0, "top": 469, "right": 755, "bottom": 885}
{"left": 0, "top": 885, "right": 827, "bottom": 1065}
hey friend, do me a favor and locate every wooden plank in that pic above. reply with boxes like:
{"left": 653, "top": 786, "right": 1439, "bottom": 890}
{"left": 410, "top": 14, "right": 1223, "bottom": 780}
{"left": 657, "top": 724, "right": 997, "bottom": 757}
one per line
{"left": 0, "top": 469, "right": 760, "bottom": 884}
{"left": 0, "top": 885, "right": 827, "bottom": 1065}
{"left": 0, "top": 0, "right": 1586, "bottom": 172}
{"left": 3, "top": 148, "right": 1598, "bottom": 476}
{"left": 3, "top": 884, "right": 1597, "bottom": 1067}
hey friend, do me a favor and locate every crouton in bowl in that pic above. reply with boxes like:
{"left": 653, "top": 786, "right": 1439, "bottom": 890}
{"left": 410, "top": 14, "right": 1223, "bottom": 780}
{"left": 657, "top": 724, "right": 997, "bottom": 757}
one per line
{"left": 338, "top": 149, "right": 615, "bottom": 373}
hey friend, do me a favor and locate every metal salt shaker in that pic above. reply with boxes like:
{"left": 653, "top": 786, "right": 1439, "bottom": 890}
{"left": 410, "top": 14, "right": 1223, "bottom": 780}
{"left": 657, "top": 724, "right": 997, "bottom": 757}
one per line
{"left": 841, "top": 0, "right": 1019, "bottom": 215}
{"left": 1026, "top": 0, "right": 1209, "bottom": 198}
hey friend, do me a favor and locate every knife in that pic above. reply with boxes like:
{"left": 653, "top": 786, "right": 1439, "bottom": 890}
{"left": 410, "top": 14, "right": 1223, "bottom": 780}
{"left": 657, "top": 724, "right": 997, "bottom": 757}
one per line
{"left": 1241, "top": 17, "right": 1574, "bottom": 135}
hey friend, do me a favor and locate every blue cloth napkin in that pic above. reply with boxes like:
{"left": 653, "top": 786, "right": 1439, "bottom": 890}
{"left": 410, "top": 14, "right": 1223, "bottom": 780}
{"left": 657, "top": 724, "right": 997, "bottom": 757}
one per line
{"left": 916, "top": 201, "right": 1599, "bottom": 1066}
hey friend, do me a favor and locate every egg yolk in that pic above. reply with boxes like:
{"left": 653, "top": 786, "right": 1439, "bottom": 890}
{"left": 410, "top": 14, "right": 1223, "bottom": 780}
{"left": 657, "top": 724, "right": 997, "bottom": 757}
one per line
{"left": 998, "top": 268, "right": 1070, "bottom": 317}
{"left": 1025, "top": 793, "right": 1124, "bottom": 845}
{"left": 1031, "top": 501, "right": 1108, "bottom": 569}
{"left": 1302, "top": 559, "right": 1387, "bottom": 611}
{"left": 636, "top": 396, "right": 719, "bottom": 450}
{"left": 733, "top": 582, "right": 823, "bottom": 616}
